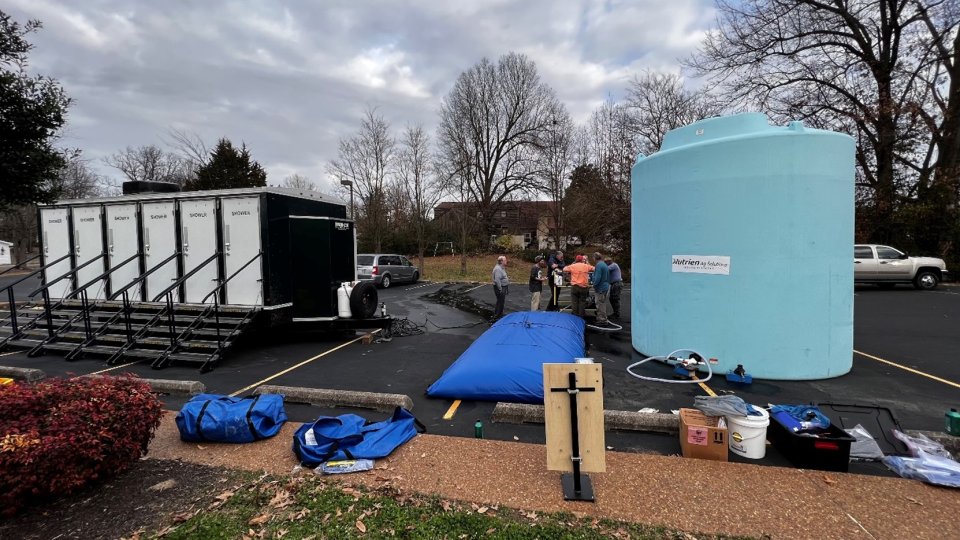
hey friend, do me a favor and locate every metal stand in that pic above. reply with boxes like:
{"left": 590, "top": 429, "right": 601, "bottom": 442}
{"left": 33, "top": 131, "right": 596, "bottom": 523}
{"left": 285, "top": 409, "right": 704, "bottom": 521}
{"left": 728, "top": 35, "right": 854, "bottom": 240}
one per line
{"left": 550, "top": 371, "right": 596, "bottom": 502}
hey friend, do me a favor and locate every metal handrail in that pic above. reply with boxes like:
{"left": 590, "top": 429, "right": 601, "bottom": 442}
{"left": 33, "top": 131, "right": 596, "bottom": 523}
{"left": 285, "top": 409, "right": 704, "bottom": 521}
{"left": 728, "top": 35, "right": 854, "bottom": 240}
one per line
{"left": 0, "top": 253, "right": 70, "bottom": 293}
{"left": 28, "top": 253, "right": 106, "bottom": 297}
{"left": 69, "top": 253, "right": 140, "bottom": 298}
{"left": 151, "top": 253, "right": 219, "bottom": 302}
{"left": 0, "top": 254, "right": 41, "bottom": 277}
{"left": 0, "top": 253, "right": 71, "bottom": 335}
{"left": 201, "top": 252, "right": 262, "bottom": 304}
{"left": 109, "top": 252, "right": 180, "bottom": 300}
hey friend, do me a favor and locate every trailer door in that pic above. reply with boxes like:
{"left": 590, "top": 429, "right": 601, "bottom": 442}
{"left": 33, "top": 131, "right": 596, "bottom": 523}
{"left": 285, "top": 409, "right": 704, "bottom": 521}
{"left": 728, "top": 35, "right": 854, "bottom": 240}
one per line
{"left": 105, "top": 204, "right": 140, "bottom": 296}
{"left": 40, "top": 207, "right": 72, "bottom": 299}
{"left": 179, "top": 199, "right": 219, "bottom": 303}
{"left": 72, "top": 205, "right": 106, "bottom": 300}
{"left": 142, "top": 201, "right": 178, "bottom": 301}
{"left": 220, "top": 197, "right": 263, "bottom": 305}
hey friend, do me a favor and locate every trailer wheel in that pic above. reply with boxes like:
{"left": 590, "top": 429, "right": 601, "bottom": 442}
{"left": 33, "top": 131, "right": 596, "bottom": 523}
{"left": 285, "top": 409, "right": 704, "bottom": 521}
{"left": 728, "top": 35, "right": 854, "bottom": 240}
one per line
{"left": 350, "top": 281, "right": 379, "bottom": 319}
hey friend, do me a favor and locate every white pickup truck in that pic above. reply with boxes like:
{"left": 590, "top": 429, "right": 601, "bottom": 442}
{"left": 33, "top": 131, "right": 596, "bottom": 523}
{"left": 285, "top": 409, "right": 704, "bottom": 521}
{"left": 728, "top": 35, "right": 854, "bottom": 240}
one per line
{"left": 854, "top": 244, "right": 950, "bottom": 290}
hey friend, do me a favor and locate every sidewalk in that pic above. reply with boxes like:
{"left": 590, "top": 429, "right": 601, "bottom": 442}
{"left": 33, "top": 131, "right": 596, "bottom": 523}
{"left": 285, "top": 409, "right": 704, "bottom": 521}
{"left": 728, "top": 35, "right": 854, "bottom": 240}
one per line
{"left": 147, "top": 412, "right": 960, "bottom": 539}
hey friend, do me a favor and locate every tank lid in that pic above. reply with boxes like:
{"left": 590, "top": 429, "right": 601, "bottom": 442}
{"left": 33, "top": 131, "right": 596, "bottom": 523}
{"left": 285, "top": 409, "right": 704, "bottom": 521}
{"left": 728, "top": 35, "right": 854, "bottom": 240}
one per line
{"left": 660, "top": 112, "right": 773, "bottom": 151}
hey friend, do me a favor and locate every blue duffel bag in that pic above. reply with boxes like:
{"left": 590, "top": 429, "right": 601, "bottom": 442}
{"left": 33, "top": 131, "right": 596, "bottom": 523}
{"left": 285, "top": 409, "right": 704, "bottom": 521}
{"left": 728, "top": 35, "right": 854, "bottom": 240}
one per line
{"left": 176, "top": 393, "right": 287, "bottom": 443}
{"left": 293, "top": 407, "right": 425, "bottom": 466}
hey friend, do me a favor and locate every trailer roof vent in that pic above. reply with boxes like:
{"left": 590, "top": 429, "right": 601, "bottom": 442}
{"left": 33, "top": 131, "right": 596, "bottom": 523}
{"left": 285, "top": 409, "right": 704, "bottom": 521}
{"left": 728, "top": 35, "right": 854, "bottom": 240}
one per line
{"left": 122, "top": 181, "right": 181, "bottom": 195}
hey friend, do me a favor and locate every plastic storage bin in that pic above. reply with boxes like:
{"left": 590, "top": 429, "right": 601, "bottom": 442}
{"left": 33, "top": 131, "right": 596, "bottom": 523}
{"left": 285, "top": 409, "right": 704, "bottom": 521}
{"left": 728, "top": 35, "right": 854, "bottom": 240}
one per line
{"left": 767, "top": 416, "right": 855, "bottom": 472}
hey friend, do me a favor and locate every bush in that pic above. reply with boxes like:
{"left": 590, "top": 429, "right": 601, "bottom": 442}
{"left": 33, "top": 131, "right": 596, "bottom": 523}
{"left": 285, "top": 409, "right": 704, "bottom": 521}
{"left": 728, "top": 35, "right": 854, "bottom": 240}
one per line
{"left": 0, "top": 375, "right": 162, "bottom": 516}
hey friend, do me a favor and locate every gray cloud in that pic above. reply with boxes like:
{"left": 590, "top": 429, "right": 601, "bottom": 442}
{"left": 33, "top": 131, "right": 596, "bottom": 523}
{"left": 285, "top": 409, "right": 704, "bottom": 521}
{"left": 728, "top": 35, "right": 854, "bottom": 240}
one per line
{"left": 7, "top": 0, "right": 714, "bottom": 189}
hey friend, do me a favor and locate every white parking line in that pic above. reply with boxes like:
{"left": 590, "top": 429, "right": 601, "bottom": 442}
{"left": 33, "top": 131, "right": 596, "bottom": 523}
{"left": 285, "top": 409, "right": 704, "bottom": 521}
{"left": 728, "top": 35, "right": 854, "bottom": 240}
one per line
{"left": 463, "top": 283, "right": 486, "bottom": 293}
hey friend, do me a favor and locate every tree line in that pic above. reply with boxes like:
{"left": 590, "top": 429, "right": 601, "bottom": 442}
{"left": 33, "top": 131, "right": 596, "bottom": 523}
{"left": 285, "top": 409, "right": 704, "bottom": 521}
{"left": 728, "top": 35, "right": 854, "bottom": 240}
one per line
{"left": 3, "top": 3, "right": 959, "bottom": 271}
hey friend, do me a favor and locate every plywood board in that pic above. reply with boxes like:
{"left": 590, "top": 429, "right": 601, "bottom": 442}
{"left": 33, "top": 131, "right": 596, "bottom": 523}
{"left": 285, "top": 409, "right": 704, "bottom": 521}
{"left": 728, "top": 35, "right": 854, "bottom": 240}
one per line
{"left": 543, "top": 363, "right": 606, "bottom": 473}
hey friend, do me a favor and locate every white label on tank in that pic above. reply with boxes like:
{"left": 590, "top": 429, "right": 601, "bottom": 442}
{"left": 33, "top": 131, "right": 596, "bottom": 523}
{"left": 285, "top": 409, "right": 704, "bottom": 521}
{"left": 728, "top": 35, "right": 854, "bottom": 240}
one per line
{"left": 672, "top": 255, "right": 731, "bottom": 275}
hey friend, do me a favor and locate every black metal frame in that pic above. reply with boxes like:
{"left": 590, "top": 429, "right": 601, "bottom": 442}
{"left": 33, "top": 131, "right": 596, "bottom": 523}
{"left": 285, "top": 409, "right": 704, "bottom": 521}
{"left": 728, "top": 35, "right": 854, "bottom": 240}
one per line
{"left": 0, "top": 253, "right": 71, "bottom": 342}
{"left": 152, "top": 251, "right": 262, "bottom": 371}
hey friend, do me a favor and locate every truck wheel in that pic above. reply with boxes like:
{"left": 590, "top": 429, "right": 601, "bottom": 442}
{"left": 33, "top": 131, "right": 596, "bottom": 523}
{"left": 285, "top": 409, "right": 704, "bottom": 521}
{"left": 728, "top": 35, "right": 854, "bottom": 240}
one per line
{"left": 913, "top": 271, "right": 939, "bottom": 290}
{"left": 380, "top": 274, "right": 391, "bottom": 289}
{"left": 350, "top": 281, "right": 379, "bottom": 319}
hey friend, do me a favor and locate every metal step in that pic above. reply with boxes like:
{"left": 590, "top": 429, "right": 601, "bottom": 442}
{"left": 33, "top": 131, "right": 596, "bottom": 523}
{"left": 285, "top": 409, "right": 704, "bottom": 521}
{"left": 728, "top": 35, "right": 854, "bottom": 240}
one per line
{"left": 3, "top": 338, "right": 44, "bottom": 349}
{"left": 168, "top": 351, "right": 214, "bottom": 364}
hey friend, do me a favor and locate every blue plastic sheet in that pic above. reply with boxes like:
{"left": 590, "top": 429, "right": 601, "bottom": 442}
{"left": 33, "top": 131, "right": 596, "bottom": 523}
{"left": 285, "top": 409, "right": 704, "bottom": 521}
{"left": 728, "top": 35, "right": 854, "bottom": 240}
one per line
{"left": 426, "top": 311, "right": 586, "bottom": 404}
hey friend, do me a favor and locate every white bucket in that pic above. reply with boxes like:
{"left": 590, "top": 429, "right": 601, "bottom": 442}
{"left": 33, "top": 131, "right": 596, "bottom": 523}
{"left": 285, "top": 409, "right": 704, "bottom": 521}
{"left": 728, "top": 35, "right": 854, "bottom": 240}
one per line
{"left": 725, "top": 406, "right": 770, "bottom": 459}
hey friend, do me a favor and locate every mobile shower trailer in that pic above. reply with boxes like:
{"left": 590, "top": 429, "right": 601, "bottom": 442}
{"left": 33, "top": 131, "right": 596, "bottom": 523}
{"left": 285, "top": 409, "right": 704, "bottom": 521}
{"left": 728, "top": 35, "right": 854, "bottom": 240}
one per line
{"left": 36, "top": 186, "right": 381, "bottom": 325}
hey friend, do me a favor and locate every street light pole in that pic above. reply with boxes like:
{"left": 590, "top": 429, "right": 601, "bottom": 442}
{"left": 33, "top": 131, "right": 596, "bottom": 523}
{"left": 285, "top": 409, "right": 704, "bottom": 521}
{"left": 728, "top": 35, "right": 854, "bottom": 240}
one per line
{"left": 340, "top": 179, "right": 354, "bottom": 219}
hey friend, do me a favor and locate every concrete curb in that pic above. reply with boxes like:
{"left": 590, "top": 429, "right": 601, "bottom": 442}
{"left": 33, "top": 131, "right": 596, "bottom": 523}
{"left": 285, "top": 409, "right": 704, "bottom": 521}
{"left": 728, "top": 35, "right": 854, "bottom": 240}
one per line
{"left": 492, "top": 402, "right": 680, "bottom": 434}
{"left": 254, "top": 385, "right": 413, "bottom": 413}
{"left": 0, "top": 365, "right": 46, "bottom": 382}
{"left": 79, "top": 375, "right": 205, "bottom": 395}
{"left": 908, "top": 430, "right": 960, "bottom": 459}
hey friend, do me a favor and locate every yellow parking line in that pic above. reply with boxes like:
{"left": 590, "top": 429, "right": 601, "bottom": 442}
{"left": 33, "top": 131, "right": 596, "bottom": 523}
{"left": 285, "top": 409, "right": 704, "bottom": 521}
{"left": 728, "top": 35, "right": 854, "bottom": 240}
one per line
{"left": 86, "top": 359, "right": 148, "bottom": 376}
{"left": 691, "top": 373, "right": 718, "bottom": 397}
{"left": 228, "top": 331, "right": 377, "bottom": 397}
{"left": 854, "top": 349, "right": 960, "bottom": 390}
{"left": 442, "top": 399, "right": 461, "bottom": 420}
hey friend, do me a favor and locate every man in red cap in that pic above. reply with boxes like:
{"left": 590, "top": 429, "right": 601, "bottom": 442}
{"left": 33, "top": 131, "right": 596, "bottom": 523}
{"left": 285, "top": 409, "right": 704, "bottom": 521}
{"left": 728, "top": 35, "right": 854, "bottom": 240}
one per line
{"left": 563, "top": 254, "right": 595, "bottom": 318}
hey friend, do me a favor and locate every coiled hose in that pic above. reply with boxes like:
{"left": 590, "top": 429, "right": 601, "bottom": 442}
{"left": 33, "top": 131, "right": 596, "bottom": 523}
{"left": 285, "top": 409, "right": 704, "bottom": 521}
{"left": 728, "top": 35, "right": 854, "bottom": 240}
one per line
{"left": 626, "top": 349, "right": 713, "bottom": 384}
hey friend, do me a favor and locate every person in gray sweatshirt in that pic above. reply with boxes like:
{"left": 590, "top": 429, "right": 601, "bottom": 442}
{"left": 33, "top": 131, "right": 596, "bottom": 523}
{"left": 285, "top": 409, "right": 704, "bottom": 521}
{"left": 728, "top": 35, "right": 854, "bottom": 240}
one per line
{"left": 492, "top": 255, "right": 509, "bottom": 320}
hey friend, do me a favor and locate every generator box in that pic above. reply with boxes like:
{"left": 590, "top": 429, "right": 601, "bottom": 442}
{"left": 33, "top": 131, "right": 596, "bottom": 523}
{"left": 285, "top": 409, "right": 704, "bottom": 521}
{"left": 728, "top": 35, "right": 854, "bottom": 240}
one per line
{"left": 679, "top": 408, "right": 728, "bottom": 462}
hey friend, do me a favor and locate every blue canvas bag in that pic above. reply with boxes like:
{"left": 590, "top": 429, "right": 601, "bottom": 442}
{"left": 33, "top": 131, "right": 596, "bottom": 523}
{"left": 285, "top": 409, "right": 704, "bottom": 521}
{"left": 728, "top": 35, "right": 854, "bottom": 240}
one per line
{"left": 176, "top": 393, "right": 287, "bottom": 443}
{"left": 293, "top": 407, "right": 424, "bottom": 466}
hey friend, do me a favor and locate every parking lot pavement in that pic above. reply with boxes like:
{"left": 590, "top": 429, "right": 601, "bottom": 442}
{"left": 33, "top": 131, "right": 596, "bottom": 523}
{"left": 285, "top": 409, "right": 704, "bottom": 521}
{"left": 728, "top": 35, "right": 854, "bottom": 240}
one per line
{"left": 0, "top": 272, "right": 44, "bottom": 304}
{"left": 0, "top": 279, "right": 956, "bottom": 473}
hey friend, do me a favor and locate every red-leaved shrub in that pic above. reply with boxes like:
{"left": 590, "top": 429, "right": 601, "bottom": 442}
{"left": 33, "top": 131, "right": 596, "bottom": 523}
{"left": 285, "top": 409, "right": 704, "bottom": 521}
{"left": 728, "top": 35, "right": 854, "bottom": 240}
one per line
{"left": 0, "top": 374, "right": 162, "bottom": 516}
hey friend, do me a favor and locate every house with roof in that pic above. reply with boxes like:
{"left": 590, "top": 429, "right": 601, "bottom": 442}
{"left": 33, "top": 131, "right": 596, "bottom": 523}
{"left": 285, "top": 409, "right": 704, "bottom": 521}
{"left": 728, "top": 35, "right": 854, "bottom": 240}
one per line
{"left": 433, "top": 201, "right": 571, "bottom": 249}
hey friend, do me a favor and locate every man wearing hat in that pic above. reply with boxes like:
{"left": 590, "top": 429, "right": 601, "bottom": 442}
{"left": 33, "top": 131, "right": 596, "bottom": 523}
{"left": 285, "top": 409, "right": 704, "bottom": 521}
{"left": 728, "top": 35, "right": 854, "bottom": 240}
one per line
{"left": 563, "top": 254, "right": 594, "bottom": 318}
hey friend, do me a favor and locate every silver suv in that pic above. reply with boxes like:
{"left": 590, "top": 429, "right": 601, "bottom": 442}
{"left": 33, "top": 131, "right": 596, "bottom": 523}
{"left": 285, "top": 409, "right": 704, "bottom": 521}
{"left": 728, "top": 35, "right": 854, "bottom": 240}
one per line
{"left": 854, "top": 244, "right": 950, "bottom": 290}
{"left": 356, "top": 254, "right": 419, "bottom": 288}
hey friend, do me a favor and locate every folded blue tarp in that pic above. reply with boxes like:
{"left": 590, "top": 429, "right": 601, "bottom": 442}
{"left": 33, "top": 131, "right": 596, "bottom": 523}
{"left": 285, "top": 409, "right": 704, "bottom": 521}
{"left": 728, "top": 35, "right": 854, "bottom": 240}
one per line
{"left": 426, "top": 311, "right": 586, "bottom": 404}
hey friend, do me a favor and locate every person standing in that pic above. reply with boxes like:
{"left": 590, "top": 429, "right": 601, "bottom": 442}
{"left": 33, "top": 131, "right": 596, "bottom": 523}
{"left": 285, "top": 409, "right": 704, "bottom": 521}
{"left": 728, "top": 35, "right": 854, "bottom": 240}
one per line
{"left": 546, "top": 250, "right": 566, "bottom": 311}
{"left": 492, "top": 255, "right": 509, "bottom": 320}
{"left": 605, "top": 256, "right": 623, "bottom": 320}
{"left": 529, "top": 257, "right": 547, "bottom": 310}
{"left": 591, "top": 252, "right": 611, "bottom": 326}
{"left": 563, "top": 254, "right": 594, "bottom": 318}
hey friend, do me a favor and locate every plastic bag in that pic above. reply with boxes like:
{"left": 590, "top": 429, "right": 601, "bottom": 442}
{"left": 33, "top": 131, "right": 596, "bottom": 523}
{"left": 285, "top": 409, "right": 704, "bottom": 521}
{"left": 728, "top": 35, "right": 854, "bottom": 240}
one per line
{"left": 883, "top": 449, "right": 960, "bottom": 488}
{"left": 845, "top": 424, "right": 884, "bottom": 460}
{"left": 315, "top": 459, "right": 375, "bottom": 475}
{"left": 694, "top": 395, "right": 761, "bottom": 417}
{"left": 770, "top": 405, "right": 830, "bottom": 433}
{"left": 892, "top": 429, "right": 952, "bottom": 458}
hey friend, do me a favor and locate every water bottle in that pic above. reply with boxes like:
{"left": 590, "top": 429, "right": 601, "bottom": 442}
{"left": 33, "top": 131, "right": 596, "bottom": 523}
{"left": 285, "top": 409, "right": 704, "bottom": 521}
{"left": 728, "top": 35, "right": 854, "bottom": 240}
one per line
{"left": 946, "top": 408, "right": 960, "bottom": 436}
{"left": 474, "top": 420, "right": 484, "bottom": 439}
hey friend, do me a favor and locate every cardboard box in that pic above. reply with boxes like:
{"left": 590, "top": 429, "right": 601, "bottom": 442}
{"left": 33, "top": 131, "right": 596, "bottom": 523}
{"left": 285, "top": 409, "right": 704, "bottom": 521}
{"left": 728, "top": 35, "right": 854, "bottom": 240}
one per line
{"left": 678, "top": 408, "right": 728, "bottom": 462}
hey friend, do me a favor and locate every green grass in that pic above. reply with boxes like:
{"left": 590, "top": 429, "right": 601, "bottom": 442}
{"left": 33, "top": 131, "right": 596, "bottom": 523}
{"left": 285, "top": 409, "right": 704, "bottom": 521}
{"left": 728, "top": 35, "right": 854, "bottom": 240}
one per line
{"left": 150, "top": 475, "right": 750, "bottom": 540}
{"left": 418, "top": 255, "right": 525, "bottom": 283}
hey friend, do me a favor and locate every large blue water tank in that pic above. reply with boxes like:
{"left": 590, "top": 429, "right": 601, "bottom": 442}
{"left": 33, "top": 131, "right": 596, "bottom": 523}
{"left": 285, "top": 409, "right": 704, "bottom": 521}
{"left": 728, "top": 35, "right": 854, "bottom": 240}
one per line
{"left": 631, "top": 113, "right": 855, "bottom": 380}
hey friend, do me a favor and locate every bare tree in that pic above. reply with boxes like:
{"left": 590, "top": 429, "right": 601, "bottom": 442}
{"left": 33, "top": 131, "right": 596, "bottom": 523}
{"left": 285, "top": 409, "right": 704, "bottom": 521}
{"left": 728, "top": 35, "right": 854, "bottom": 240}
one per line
{"left": 52, "top": 155, "right": 109, "bottom": 199}
{"left": 397, "top": 124, "right": 442, "bottom": 274}
{"left": 327, "top": 108, "right": 396, "bottom": 252}
{"left": 280, "top": 173, "right": 316, "bottom": 191}
{"left": 688, "top": 0, "right": 959, "bottom": 252}
{"left": 626, "top": 70, "right": 726, "bottom": 155}
{"left": 437, "top": 52, "right": 562, "bottom": 236}
{"left": 537, "top": 106, "right": 574, "bottom": 249}
{"left": 104, "top": 145, "right": 191, "bottom": 187}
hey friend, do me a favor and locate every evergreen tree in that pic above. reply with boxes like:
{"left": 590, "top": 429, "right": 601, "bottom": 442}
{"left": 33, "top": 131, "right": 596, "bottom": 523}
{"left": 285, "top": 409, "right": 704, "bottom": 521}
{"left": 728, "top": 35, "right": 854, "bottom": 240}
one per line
{"left": 0, "top": 11, "right": 71, "bottom": 211}
{"left": 185, "top": 138, "right": 266, "bottom": 191}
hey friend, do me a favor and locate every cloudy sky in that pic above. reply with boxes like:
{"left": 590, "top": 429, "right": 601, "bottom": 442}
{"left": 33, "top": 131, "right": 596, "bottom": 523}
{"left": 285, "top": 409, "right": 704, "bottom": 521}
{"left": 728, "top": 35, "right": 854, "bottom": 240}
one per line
{"left": 7, "top": 0, "right": 715, "bottom": 190}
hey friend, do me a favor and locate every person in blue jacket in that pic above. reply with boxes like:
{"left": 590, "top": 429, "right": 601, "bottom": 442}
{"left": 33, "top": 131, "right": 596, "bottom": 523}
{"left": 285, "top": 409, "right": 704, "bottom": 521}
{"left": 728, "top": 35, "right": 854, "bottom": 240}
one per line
{"left": 591, "top": 252, "right": 611, "bottom": 326}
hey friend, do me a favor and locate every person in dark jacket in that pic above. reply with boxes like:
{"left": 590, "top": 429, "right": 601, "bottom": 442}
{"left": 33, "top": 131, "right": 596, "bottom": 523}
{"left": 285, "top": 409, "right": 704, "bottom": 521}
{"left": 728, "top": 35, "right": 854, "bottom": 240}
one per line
{"left": 605, "top": 256, "right": 623, "bottom": 319}
{"left": 546, "top": 250, "right": 566, "bottom": 311}
{"left": 529, "top": 257, "right": 547, "bottom": 310}
{"left": 591, "top": 252, "right": 611, "bottom": 326}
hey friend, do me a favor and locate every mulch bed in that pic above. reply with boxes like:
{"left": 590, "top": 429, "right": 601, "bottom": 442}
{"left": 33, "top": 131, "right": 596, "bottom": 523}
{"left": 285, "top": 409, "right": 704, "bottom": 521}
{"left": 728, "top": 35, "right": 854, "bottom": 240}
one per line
{"left": 0, "top": 458, "right": 239, "bottom": 540}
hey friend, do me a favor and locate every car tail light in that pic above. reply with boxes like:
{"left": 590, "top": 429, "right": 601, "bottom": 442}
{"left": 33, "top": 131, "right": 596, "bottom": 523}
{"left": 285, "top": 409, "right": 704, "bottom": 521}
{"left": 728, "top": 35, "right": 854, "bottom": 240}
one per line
{"left": 372, "top": 265, "right": 378, "bottom": 275}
